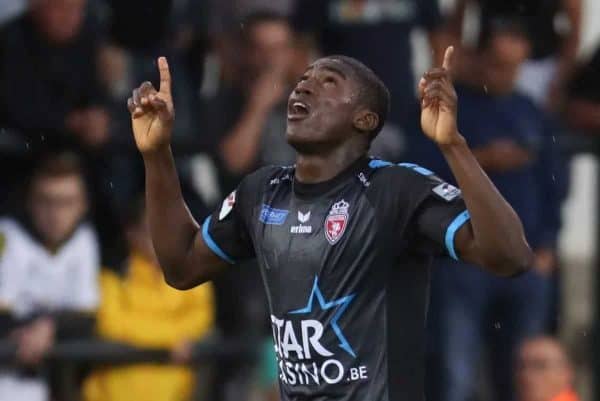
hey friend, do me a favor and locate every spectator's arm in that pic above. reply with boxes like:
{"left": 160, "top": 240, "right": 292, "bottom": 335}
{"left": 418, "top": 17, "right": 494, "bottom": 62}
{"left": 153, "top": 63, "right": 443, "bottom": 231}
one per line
{"left": 557, "top": 0, "right": 582, "bottom": 81}
{"left": 417, "top": 0, "right": 450, "bottom": 65}
{"left": 566, "top": 98, "right": 600, "bottom": 132}
{"left": 445, "top": 0, "right": 468, "bottom": 39}
{"left": 50, "top": 311, "right": 96, "bottom": 339}
{"left": 219, "top": 68, "right": 287, "bottom": 173}
{"left": 470, "top": 139, "right": 533, "bottom": 173}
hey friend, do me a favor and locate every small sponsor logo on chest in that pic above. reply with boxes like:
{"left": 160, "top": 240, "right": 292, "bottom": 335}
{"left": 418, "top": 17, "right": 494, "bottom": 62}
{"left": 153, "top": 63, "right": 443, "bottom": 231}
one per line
{"left": 260, "top": 205, "right": 289, "bottom": 225}
{"left": 291, "top": 211, "right": 312, "bottom": 234}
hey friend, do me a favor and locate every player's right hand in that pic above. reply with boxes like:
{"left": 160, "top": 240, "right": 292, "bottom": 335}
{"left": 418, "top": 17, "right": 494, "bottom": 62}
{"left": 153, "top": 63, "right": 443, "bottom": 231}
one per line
{"left": 127, "top": 57, "right": 174, "bottom": 154}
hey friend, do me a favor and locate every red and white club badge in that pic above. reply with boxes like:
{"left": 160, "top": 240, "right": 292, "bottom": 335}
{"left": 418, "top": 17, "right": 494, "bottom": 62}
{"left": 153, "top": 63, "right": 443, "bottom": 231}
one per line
{"left": 324, "top": 199, "right": 350, "bottom": 245}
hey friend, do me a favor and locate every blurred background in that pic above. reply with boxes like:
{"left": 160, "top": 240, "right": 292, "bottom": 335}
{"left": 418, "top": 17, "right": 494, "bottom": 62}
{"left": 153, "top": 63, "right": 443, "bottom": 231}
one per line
{"left": 0, "top": 0, "right": 599, "bottom": 400}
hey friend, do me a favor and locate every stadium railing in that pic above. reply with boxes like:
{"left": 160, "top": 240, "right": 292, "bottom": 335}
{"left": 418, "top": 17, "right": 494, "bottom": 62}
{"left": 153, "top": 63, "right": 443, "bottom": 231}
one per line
{"left": 0, "top": 337, "right": 259, "bottom": 401}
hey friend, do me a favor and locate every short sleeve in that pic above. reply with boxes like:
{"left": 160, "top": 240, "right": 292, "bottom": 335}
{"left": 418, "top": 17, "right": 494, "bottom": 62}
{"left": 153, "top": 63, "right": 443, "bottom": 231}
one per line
{"left": 201, "top": 171, "right": 265, "bottom": 264}
{"left": 402, "top": 164, "right": 471, "bottom": 260}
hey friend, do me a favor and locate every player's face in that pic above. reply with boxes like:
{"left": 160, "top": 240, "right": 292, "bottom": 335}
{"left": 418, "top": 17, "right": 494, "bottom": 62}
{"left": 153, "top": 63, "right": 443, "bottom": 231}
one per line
{"left": 286, "top": 59, "right": 361, "bottom": 153}
{"left": 28, "top": 174, "right": 87, "bottom": 248}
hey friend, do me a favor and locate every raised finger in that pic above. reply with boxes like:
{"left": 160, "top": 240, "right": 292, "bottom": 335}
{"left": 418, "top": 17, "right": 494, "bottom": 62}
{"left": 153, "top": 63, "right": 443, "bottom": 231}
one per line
{"left": 442, "top": 46, "right": 455, "bottom": 71}
{"left": 158, "top": 57, "right": 172, "bottom": 96}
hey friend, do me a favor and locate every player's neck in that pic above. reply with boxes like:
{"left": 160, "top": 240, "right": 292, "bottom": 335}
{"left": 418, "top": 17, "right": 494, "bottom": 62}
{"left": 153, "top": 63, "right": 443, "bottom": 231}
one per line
{"left": 295, "top": 147, "right": 366, "bottom": 184}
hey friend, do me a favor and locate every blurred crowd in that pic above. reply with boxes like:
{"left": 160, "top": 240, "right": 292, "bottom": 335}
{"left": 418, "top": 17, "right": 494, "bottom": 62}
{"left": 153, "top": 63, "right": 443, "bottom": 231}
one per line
{"left": 0, "top": 0, "right": 598, "bottom": 400}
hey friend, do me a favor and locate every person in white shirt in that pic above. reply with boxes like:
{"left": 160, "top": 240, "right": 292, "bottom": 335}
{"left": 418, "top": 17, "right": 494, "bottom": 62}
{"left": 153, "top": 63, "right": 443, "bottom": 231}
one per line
{"left": 0, "top": 152, "right": 100, "bottom": 401}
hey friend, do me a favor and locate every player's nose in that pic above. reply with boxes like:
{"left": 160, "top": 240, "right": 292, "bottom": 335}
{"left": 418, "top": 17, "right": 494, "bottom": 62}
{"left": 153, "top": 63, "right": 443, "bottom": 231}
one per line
{"left": 293, "top": 79, "right": 314, "bottom": 96}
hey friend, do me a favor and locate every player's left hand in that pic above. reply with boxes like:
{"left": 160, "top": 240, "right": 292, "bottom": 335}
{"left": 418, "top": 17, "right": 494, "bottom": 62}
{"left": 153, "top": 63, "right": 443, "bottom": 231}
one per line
{"left": 419, "top": 46, "right": 462, "bottom": 146}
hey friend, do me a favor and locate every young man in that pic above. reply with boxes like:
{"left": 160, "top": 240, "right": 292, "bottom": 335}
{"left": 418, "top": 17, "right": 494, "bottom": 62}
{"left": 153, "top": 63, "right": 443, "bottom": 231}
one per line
{"left": 0, "top": 153, "right": 99, "bottom": 401}
{"left": 127, "top": 47, "right": 533, "bottom": 400}
{"left": 515, "top": 337, "right": 579, "bottom": 401}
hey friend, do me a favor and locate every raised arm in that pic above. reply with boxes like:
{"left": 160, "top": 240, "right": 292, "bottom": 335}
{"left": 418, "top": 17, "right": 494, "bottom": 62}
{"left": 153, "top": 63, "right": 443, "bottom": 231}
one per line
{"left": 419, "top": 47, "right": 533, "bottom": 276}
{"left": 127, "top": 57, "right": 226, "bottom": 289}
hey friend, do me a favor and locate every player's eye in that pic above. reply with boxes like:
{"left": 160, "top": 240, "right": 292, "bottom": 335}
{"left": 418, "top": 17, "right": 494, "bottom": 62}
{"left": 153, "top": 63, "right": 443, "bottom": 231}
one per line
{"left": 323, "top": 76, "right": 337, "bottom": 87}
{"left": 298, "top": 74, "right": 309, "bottom": 83}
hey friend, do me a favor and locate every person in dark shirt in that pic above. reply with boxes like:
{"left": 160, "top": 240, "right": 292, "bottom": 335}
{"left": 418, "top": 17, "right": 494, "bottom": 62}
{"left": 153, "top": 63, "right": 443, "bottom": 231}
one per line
{"left": 566, "top": 46, "right": 600, "bottom": 134}
{"left": 201, "top": 11, "right": 301, "bottom": 194}
{"left": 126, "top": 45, "right": 533, "bottom": 401}
{"left": 415, "top": 25, "right": 566, "bottom": 401}
{"left": 0, "top": 0, "right": 109, "bottom": 149}
{"left": 292, "top": 0, "right": 450, "bottom": 160}
{"left": 447, "top": 0, "right": 581, "bottom": 109}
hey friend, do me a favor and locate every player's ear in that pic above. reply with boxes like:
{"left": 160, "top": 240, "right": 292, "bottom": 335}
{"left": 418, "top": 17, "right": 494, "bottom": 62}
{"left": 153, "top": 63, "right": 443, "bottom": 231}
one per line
{"left": 353, "top": 110, "right": 379, "bottom": 134}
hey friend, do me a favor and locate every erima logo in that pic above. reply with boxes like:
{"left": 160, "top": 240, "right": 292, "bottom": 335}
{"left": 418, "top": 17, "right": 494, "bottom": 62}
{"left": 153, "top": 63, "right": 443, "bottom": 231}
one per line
{"left": 291, "top": 211, "right": 312, "bottom": 234}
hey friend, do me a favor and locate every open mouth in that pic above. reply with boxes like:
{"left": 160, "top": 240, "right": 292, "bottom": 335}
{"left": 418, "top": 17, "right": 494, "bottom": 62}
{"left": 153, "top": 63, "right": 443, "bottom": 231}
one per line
{"left": 288, "top": 101, "right": 310, "bottom": 121}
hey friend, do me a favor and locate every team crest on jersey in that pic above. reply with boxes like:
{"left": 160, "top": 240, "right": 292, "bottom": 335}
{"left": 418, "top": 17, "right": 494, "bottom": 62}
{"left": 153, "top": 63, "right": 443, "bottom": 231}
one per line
{"left": 218, "top": 191, "right": 236, "bottom": 220}
{"left": 324, "top": 200, "right": 349, "bottom": 245}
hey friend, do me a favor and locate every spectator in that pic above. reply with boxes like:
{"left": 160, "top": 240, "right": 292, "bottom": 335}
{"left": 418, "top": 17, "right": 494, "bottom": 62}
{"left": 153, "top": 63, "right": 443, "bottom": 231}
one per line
{"left": 421, "top": 23, "right": 566, "bottom": 401}
{"left": 292, "top": 0, "right": 451, "bottom": 160}
{"left": 82, "top": 197, "right": 215, "bottom": 401}
{"left": 516, "top": 336, "right": 579, "bottom": 401}
{"left": 447, "top": 0, "right": 581, "bottom": 110}
{"left": 201, "top": 11, "right": 299, "bottom": 194}
{"left": 566, "top": 46, "right": 600, "bottom": 134}
{"left": 0, "top": 0, "right": 109, "bottom": 149}
{"left": 0, "top": 152, "right": 99, "bottom": 401}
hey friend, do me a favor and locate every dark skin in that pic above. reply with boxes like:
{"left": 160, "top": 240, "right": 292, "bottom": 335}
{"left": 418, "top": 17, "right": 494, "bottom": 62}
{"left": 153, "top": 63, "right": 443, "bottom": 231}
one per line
{"left": 128, "top": 48, "right": 532, "bottom": 290}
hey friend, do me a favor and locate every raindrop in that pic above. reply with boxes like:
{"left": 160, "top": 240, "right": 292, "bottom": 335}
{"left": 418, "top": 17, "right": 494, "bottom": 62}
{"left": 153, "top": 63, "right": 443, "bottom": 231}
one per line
{"left": 552, "top": 174, "right": 555, "bottom": 182}
{"left": 109, "top": 182, "right": 114, "bottom": 189}
{"left": 583, "top": 331, "right": 587, "bottom": 337}
{"left": 493, "top": 322, "right": 501, "bottom": 329}
{"left": 25, "top": 142, "right": 30, "bottom": 150}
{"left": 483, "top": 85, "right": 488, "bottom": 94}
{"left": 40, "top": 134, "right": 45, "bottom": 141}
{"left": 552, "top": 135, "right": 556, "bottom": 143}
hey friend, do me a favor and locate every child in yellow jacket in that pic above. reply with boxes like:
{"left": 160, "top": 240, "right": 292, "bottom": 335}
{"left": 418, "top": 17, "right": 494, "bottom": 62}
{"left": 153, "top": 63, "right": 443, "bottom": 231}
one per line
{"left": 83, "top": 200, "right": 215, "bottom": 401}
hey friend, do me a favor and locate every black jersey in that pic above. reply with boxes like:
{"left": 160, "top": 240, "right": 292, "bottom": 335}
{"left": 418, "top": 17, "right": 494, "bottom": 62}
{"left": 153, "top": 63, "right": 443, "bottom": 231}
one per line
{"left": 203, "top": 156, "right": 470, "bottom": 401}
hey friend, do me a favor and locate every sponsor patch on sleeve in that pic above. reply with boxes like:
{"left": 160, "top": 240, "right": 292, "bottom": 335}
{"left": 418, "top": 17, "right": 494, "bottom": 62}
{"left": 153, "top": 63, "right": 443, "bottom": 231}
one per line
{"left": 218, "top": 191, "right": 236, "bottom": 220}
{"left": 432, "top": 182, "right": 461, "bottom": 202}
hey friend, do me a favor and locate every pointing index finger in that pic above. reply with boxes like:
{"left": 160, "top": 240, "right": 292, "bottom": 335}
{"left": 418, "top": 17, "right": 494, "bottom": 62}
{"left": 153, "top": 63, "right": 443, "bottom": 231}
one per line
{"left": 442, "top": 46, "right": 454, "bottom": 71}
{"left": 158, "top": 56, "right": 172, "bottom": 95}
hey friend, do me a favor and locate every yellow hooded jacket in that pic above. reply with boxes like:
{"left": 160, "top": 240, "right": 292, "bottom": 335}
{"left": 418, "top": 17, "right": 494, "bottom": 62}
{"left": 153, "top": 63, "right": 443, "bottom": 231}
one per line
{"left": 83, "top": 251, "right": 215, "bottom": 401}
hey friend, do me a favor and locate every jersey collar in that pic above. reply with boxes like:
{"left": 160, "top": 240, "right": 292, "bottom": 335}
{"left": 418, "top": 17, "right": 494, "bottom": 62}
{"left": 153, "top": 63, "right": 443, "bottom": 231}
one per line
{"left": 292, "top": 155, "right": 370, "bottom": 198}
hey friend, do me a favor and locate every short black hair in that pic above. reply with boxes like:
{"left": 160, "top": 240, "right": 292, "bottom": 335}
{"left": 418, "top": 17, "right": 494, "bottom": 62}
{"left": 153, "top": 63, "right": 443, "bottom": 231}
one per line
{"left": 325, "top": 55, "right": 390, "bottom": 139}
{"left": 479, "top": 17, "right": 530, "bottom": 50}
{"left": 30, "top": 151, "right": 84, "bottom": 183}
